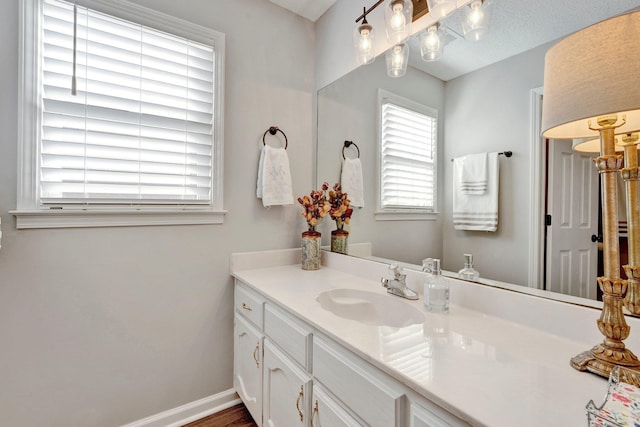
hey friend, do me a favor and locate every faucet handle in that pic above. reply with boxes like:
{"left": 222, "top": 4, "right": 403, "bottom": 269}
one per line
{"left": 388, "top": 263, "right": 404, "bottom": 279}
{"left": 422, "top": 258, "right": 434, "bottom": 273}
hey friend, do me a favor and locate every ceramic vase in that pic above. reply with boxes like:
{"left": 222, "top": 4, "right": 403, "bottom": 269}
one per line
{"left": 301, "top": 230, "right": 321, "bottom": 270}
{"left": 331, "top": 229, "right": 349, "bottom": 255}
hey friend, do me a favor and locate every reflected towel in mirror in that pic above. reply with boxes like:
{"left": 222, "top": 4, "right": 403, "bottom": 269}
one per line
{"left": 341, "top": 157, "right": 364, "bottom": 207}
{"left": 459, "top": 152, "right": 488, "bottom": 195}
{"left": 453, "top": 152, "right": 499, "bottom": 231}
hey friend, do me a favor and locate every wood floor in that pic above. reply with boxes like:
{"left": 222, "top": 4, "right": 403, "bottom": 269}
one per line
{"left": 184, "top": 403, "right": 257, "bottom": 427}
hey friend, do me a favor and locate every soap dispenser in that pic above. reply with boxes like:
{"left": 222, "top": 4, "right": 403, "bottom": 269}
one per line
{"left": 458, "top": 253, "right": 480, "bottom": 282}
{"left": 422, "top": 258, "right": 449, "bottom": 313}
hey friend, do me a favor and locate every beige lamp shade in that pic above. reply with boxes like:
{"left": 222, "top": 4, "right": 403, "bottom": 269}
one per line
{"left": 572, "top": 137, "right": 624, "bottom": 153}
{"left": 541, "top": 11, "right": 640, "bottom": 139}
{"left": 572, "top": 131, "right": 640, "bottom": 153}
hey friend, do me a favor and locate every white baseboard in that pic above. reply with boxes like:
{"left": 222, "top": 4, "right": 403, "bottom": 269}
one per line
{"left": 121, "top": 388, "right": 241, "bottom": 427}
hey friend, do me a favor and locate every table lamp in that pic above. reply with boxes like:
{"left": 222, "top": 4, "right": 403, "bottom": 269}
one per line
{"left": 541, "top": 10, "right": 640, "bottom": 380}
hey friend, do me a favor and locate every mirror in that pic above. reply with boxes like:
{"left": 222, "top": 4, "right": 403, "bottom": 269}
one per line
{"left": 316, "top": 0, "right": 640, "bottom": 302}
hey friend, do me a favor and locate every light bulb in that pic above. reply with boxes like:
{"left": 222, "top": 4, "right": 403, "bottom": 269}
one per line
{"left": 390, "top": 3, "right": 406, "bottom": 31}
{"left": 385, "top": 0, "right": 412, "bottom": 44}
{"left": 353, "top": 21, "right": 375, "bottom": 65}
{"left": 420, "top": 24, "right": 444, "bottom": 62}
{"left": 386, "top": 43, "right": 407, "bottom": 77}
{"left": 392, "top": 45, "right": 403, "bottom": 67}
{"left": 426, "top": 0, "right": 456, "bottom": 19}
{"left": 359, "top": 28, "right": 371, "bottom": 51}
{"left": 462, "top": 0, "right": 490, "bottom": 42}
{"left": 468, "top": 1, "right": 484, "bottom": 27}
{"left": 425, "top": 26, "right": 439, "bottom": 48}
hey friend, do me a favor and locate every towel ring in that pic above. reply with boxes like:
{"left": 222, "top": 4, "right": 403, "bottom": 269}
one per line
{"left": 262, "top": 126, "right": 288, "bottom": 150}
{"left": 342, "top": 140, "right": 360, "bottom": 159}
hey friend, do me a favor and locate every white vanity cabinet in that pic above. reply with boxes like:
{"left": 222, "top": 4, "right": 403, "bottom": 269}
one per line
{"left": 233, "top": 279, "right": 468, "bottom": 427}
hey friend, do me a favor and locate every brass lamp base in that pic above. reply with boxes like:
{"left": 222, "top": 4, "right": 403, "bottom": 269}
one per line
{"left": 570, "top": 119, "right": 640, "bottom": 384}
{"left": 571, "top": 276, "right": 640, "bottom": 383}
{"left": 571, "top": 349, "right": 640, "bottom": 385}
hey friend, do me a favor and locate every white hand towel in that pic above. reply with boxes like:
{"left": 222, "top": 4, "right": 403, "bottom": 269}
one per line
{"left": 459, "top": 152, "right": 488, "bottom": 195}
{"left": 453, "top": 152, "right": 499, "bottom": 231}
{"left": 256, "top": 144, "right": 294, "bottom": 207}
{"left": 341, "top": 157, "right": 364, "bottom": 207}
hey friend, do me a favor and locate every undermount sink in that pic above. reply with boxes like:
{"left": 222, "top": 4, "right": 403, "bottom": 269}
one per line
{"left": 316, "top": 288, "right": 424, "bottom": 328}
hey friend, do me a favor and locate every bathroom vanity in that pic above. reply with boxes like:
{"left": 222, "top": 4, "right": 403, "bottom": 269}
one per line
{"left": 231, "top": 249, "right": 640, "bottom": 426}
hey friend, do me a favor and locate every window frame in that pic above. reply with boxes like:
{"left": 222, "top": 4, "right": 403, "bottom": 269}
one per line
{"left": 14, "top": 0, "right": 226, "bottom": 229}
{"left": 376, "top": 89, "right": 439, "bottom": 221}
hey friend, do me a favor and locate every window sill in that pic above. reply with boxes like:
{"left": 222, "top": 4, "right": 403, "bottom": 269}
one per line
{"left": 374, "top": 211, "right": 439, "bottom": 221}
{"left": 10, "top": 208, "right": 227, "bottom": 229}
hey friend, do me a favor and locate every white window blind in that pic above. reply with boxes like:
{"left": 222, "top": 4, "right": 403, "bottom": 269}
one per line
{"left": 40, "top": 0, "right": 215, "bottom": 206}
{"left": 380, "top": 100, "right": 437, "bottom": 210}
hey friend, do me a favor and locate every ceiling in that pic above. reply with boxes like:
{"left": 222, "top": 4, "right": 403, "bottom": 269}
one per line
{"left": 267, "top": 0, "right": 336, "bottom": 22}
{"left": 408, "top": 0, "right": 640, "bottom": 81}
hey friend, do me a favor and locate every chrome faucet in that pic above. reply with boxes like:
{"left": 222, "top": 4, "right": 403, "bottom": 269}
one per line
{"left": 381, "top": 264, "right": 418, "bottom": 300}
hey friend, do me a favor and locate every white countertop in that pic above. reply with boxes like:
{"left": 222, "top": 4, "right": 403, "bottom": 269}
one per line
{"left": 232, "top": 250, "right": 612, "bottom": 427}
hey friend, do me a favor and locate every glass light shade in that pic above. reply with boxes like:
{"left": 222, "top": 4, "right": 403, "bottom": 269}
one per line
{"left": 541, "top": 11, "right": 640, "bottom": 139}
{"left": 420, "top": 24, "right": 445, "bottom": 62}
{"left": 426, "top": 0, "right": 456, "bottom": 19}
{"left": 462, "top": 0, "right": 492, "bottom": 42}
{"left": 353, "top": 22, "right": 376, "bottom": 65}
{"left": 385, "top": 43, "right": 408, "bottom": 78}
{"left": 385, "top": 0, "right": 413, "bottom": 44}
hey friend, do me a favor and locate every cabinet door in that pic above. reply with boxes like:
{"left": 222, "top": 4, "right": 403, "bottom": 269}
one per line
{"left": 234, "top": 315, "right": 263, "bottom": 425}
{"left": 311, "top": 385, "right": 362, "bottom": 427}
{"left": 263, "top": 340, "right": 311, "bottom": 427}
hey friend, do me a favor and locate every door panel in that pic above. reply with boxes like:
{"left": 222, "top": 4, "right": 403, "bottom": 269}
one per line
{"left": 263, "top": 340, "right": 311, "bottom": 427}
{"left": 234, "top": 315, "right": 263, "bottom": 425}
{"left": 547, "top": 139, "right": 599, "bottom": 299}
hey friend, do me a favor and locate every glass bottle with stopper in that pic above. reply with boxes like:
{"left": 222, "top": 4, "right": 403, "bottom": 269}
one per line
{"left": 458, "top": 253, "right": 480, "bottom": 282}
{"left": 422, "top": 258, "right": 449, "bottom": 313}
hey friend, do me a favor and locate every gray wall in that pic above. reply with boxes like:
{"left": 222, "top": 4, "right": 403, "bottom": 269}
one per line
{"left": 442, "top": 42, "right": 551, "bottom": 285}
{"left": 317, "top": 59, "right": 445, "bottom": 265}
{"left": 0, "top": 1, "right": 315, "bottom": 426}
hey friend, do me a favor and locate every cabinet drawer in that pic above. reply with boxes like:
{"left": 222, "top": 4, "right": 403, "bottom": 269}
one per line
{"left": 264, "top": 304, "right": 312, "bottom": 370}
{"left": 312, "top": 384, "right": 363, "bottom": 427}
{"left": 408, "top": 394, "right": 470, "bottom": 427}
{"left": 235, "top": 282, "right": 265, "bottom": 328}
{"left": 313, "top": 338, "right": 405, "bottom": 427}
{"left": 410, "top": 403, "right": 453, "bottom": 427}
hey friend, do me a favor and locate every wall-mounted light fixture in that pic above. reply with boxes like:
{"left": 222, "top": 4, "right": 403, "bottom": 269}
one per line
{"left": 353, "top": 7, "right": 376, "bottom": 65}
{"left": 420, "top": 23, "right": 445, "bottom": 62}
{"left": 385, "top": 0, "right": 413, "bottom": 44}
{"left": 353, "top": 0, "right": 493, "bottom": 72}
{"left": 386, "top": 43, "right": 409, "bottom": 77}
{"left": 354, "top": 0, "right": 413, "bottom": 72}
{"left": 425, "top": 0, "right": 456, "bottom": 19}
{"left": 462, "top": 0, "right": 492, "bottom": 42}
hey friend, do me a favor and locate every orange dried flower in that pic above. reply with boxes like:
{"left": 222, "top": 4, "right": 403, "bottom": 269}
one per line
{"left": 297, "top": 182, "right": 330, "bottom": 232}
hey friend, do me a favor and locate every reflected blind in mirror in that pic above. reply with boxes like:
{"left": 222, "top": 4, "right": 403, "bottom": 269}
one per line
{"left": 40, "top": 0, "right": 215, "bottom": 206}
{"left": 380, "top": 101, "right": 436, "bottom": 209}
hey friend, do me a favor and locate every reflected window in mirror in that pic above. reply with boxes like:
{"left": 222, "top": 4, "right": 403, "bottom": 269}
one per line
{"left": 377, "top": 90, "right": 438, "bottom": 220}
